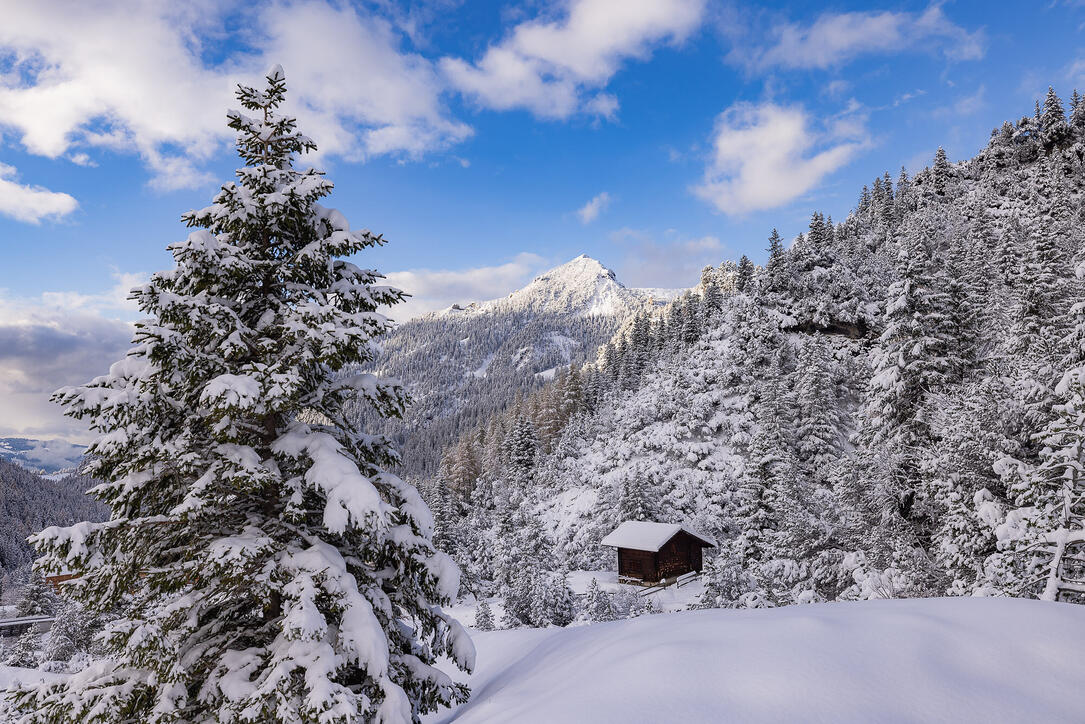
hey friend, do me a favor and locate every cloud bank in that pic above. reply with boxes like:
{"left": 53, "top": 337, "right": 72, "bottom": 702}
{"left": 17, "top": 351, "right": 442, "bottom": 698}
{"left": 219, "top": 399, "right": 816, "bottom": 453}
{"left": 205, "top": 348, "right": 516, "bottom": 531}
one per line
{"left": 729, "top": 5, "right": 985, "bottom": 72}
{"left": 0, "top": 1, "right": 470, "bottom": 195}
{"left": 382, "top": 253, "right": 550, "bottom": 321}
{"left": 0, "top": 271, "right": 143, "bottom": 440}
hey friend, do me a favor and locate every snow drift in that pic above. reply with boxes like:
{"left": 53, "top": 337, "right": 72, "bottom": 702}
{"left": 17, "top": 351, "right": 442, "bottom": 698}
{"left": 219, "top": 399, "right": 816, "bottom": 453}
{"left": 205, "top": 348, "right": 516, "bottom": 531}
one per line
{"left": 432, "top": 597, "right": 1085, "bottom": 723}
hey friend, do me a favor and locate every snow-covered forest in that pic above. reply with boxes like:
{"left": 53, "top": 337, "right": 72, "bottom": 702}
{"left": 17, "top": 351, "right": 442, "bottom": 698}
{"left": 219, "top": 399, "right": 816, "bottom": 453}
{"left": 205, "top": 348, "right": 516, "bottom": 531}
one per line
{"left": 422, "top": 87, "right": 1085, "bottom": 618}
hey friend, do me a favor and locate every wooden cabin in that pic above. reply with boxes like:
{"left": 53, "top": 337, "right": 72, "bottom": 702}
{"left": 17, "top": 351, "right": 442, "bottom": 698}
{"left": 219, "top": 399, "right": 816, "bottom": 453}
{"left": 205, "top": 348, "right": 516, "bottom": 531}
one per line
{"left": 602, "top": 521, "right": 715, "bottom": 584}
{"left": 45, "top": 571, "right": 79, "bottom": 593}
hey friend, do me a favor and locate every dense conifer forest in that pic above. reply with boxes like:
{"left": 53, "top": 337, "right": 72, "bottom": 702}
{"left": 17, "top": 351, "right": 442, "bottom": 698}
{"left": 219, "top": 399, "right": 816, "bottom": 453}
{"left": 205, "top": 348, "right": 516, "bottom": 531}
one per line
{"left": 422, "top": 88, "right": 1085, "bottom": 619}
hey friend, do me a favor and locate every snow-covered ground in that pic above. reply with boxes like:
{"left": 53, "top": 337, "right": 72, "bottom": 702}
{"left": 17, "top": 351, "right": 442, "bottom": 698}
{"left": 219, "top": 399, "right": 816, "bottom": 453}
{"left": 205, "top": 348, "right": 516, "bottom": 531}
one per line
{"left": 446, "top": 570, "right": 704, "bottom": 626}
{"left": 0, "top": 665, "right": 65, "bottom": 690}
{"left": 431, "top": 597, "right": 1085, "bottom": 723}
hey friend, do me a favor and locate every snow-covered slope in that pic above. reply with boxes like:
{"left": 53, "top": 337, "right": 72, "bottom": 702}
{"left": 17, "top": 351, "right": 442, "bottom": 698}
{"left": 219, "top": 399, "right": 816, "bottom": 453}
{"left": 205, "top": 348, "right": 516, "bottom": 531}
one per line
{"left": 432, "top": 597, "right": 1085, "bottom": 724}
{"left": 429, "top": 255, "right": 679, "bottom": 319}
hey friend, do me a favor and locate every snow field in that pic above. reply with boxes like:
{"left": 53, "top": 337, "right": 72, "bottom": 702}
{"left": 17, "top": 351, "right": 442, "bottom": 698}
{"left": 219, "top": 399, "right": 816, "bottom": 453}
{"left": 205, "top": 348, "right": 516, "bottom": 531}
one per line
{"left": 431, "top": 597, "right": 1085, "bottom": 723}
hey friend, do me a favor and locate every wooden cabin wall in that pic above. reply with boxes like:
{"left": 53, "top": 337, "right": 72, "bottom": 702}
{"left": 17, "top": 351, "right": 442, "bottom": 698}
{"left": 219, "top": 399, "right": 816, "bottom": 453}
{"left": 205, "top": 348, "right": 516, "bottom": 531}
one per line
{"left": 618, "top": 548, "right": 658, "bottom": 582}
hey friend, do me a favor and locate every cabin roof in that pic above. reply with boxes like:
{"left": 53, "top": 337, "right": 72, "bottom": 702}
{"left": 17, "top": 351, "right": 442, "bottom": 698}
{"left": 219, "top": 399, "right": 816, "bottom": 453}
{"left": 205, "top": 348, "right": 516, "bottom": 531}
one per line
{"left": 601, "top": 521, "right": 716, "bottom": 552}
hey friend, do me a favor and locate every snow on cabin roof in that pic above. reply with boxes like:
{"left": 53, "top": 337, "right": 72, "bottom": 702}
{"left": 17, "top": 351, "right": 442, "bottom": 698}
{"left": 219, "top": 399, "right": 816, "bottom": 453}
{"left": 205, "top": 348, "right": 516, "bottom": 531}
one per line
{"left": 601, "top": 521, "right": 715, "bottom": 552}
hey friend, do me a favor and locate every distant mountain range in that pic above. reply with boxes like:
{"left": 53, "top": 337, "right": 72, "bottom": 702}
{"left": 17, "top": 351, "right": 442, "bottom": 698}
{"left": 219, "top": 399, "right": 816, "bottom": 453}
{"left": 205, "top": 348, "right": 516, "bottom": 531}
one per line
{"left": 0, "top": 437, "right": 86, "bottom": 475}
{"left": 360, "top": 255, "right": 685, "bottom": 479}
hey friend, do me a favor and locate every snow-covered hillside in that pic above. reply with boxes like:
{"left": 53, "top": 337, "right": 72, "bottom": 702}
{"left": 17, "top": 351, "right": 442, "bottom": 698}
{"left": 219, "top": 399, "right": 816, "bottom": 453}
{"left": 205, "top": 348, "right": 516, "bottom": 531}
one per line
{"left": 361, "top": 256, "right": 685, "bottom": 479}
{"left": 435, "top": 92, "right": 1085, "bottom": 610}
{"left": 432, "top": 597, "right": 1085, "bottom": 724}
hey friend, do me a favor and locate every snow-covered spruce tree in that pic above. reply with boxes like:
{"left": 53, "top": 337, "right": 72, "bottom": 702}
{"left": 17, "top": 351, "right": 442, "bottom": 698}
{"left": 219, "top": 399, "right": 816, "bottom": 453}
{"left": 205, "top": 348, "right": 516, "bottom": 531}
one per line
{"left": 473, "top": 600, "right": 494, "bottom": 632}
{"left": 862, "top": 215, "right": 954, "bottom": 529}
{"left": 15, "top": 570, "right": 58, "bottom": 617}
{"left": 617, "top": 464, "right": 654, "bottom": 523}
{"left": 43, "top": 629, "right": 77, "bottom": 667}
{"left": 583, "top": 578, "right": 613, "bottom": 622}
{"left": 45, "top": 599, "right": 101, "bottom": 664}
{"left": 531, "top": 570, "right": 575, "bottom": 627}
{"left": 5, "top": 630, "right": 41, "bottom": 669}
{"left": 5, "top": 68, "right": 473, "bottom": 723}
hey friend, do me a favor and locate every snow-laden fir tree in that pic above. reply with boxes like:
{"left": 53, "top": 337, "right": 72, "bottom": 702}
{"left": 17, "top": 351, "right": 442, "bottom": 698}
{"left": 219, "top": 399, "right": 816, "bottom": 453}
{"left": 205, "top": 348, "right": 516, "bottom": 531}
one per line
{"left": 5, "top": 630, "right": 41, "bottom": 669}
{"left": 617, "top": 463, "right": 654, "bottom": 523}
{"left": 532, "top": 571, "right": 576, "bottom": 627}
{"left": 4, "top": 67, "right": 473, "bottom": 723}
{"left": 501, "top": 567, "right": 537, "bottom": 628}
{"left": 795, "top": 336, "right": 842, "bottom": 477}
{"left": 863, "top": 213, "right": 955, "bottom": 530}
{"left": 583, "top": 578, "right": 613, "bottom": 622}
{"left": 932, "top": 147, "right": 950, "bottom": 195}
{"left": 15, "top": 570, "right": 58, "bottom": 617}
{"left": 44, "top": 599, "right": 101, "bottom": 665}
{"left": 735, "top": 255, "right": 754, "bottom": 292}
{"left": 43, "top": 629, "right": 77, "bottom": 667}
{"left": 473, "top": 600, "right": 494, "bottom": 632}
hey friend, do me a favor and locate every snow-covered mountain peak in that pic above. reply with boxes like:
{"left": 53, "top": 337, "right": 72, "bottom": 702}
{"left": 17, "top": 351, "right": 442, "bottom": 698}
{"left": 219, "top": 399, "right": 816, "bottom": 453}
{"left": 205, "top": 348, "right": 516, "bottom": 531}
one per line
{"left": 433, "top": 255, "right": 681, "bottom": 319}
{"left": 528, "top": 254, "right": 618, "bottom": 289}
{"left": 506, "top": 255, "right": 625, "bottom": 316}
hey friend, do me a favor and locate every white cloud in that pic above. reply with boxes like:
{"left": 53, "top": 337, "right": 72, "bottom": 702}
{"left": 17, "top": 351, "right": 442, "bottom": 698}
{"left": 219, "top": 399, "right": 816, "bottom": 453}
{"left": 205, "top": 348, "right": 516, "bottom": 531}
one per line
{"left": 259, "top": 1, "right": 471, "bottom": 162}
{"left": 382, "top": 252, "right": 550, "bottom": 321}
{"left": 576, "top": 191, "right": 611, "bottom": 223}
{"left": 0, "top": 1, "right": 469, "bottom": 190}
{"left": 0, "top": 163, "right": 78, "bottom": 223}
{"left": 441, "top": 0, "right": 704, "bottom": 119}
{"left": 731, "top": 5, "right": 985, "bottom": 72}
{"left": 608, "top": 227, "right": 725, "bottom": 287}
{"left": 692, "top": 101, "right": 869, "bottom": 215}
{"left": 68, "top": 152, "right": 96, "bottom": 167}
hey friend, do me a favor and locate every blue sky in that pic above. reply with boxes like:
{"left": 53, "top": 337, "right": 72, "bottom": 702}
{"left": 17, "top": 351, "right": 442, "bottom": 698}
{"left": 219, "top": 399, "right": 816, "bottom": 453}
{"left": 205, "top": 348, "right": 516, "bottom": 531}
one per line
{"left": 2, "top": 0, "right": 1085, "bottom": 438}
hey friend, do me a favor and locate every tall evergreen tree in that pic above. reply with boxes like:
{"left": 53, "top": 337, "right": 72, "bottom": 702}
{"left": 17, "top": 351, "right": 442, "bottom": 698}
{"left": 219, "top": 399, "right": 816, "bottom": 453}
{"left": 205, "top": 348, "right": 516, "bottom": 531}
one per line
{"left": 1040, "top": 86, "right": 1069, "bottom": 152}
{"left": 5, "top": 630, "right": 41, "bottom": 669}
{"left": 864, "top": 215, "right": 955, "bottom": 536}
{"left": 1070, "top": 89, "right": 1085, "bottom": 137}
{"left": 760, "top": 228, "right": 789, "bottom": 299}
{"left": 15, "top": 570, "right": 58, "bottom": 617}
{"left": 795, "top": 337, "right": 842, "bottom": 476}
{"left": 473, "top": 600, "right": 494, "bottom": 632}
{"left": 7, "top": 68, "right": 472, "bottom": 723}
{"left": 932, "top": 147, "right": 950, "bottom": 196}
{"left": 736, "top": 255, "right": 754, "bottom": 292}
{"left": 583, "top": 578, "right": 613, "bottom": 622}
{"left": 618, "top": 465, "right": 654, "bottom": 523}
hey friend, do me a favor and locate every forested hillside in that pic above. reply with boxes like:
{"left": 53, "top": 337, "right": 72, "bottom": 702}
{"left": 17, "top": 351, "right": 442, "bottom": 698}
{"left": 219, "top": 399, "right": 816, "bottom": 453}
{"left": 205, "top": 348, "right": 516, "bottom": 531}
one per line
{"left": 358, "top": 255, "right": 679, "bottom": 479}
{"left": 0, "top": 460, "right": 106, "bottom": 574}
{"left": 427, "top": 87, "right": 1085, "bottom": 619}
